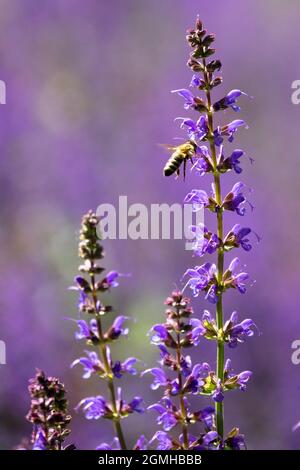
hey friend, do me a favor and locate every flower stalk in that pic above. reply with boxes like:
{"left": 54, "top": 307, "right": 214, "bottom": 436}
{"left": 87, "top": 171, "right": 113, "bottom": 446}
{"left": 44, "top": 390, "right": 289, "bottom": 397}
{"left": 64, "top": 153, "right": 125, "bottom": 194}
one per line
{"left": 26, "top": 370, "right": 73, "bottom": 450}
{"left": 203, "top": 61, "right": 225, "bottom": 437}
{"left": 167, "top": 16, "right": 257, "bottom": 449}
{"left": 89, "top": 267, "right": 127, "bottom": 449}
{"left": 145, "top": 292, "right": 216, "bottom": 450}
{"left": 71, "top": 211, "right": 144, "bottom": 450}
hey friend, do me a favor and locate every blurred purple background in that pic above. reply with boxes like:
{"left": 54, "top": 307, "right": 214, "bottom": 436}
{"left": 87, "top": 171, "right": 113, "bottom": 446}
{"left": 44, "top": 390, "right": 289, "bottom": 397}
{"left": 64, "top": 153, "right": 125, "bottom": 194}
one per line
{"left": 0, "top": 0, "right": 299, "bottom": 450}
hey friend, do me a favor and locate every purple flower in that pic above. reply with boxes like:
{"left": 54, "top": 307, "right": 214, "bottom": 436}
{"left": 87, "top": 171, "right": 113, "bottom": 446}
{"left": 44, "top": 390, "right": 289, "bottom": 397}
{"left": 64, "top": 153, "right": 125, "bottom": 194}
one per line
{"left": 182, "top": 363, "right": 211, "bottom": 394}
{"left": 104, "top": 271, "right": 125, "bottom": 288}
{"left": 225, "top": 430, "right": 247, "bottom": 450}
{"left": 212, "top": 380, "right": 224, "bottom": 402}
{"left": 184, "top": 189, "right": 210, "bottom": 212}
{"left": 213, "top": 89, "right": 246, "bottom": 112}
{"left": 225, "top": 257, "right": 249, "bottom": 294}
{"left": 224, "top": 311, "right": 255, "bottom": 348}
{"left": 190, "top": 74, "right": 205, "bottom": 88}
{"left": 112, "top": 357, "right": 138, "bottom": 378}
{"left": 114, "top": 387, "right": 144, "bottom": 415}
{"left": 75, "top": 318, "right": 99, "bottom": 342}
{"left": 172, "top": 88, "right": 195, "bottom": 109}
{"left": 194, "top": 406, "right": 215, "bottom": 430}
{"left": 188, "top": 318, "right": 206, "bottom": 345}
{"left": 172, "top": 89, "right": 207, "bottom": 112}
{"left": 202, "top": 431, "right": 219, "bottom": 448}
{"left": 76, "top": 395, "right": 111, "bottom": 420}
{"left": 127, "top": 396, "right": 145, "bottom": 414}
{"left": 158, "top": 345, "right": 177, "bottom": 370}
{"left": 223, "top": 182, "right": 249, "bottom": 216}
{"left": 224, "top": 224, "right": 255, "bottom": 252}
{"left": 192, "top": 145, "right": 213, "bottom": 175}
{"left": 149, "top": 431, "right": 173, "bottom": 450}
{"left": 78, "top": 290, "right": 88, "bottom": 309}
{"left": 222, "top": 119, "right": 247, "bottom": 142}
{"left": 150, "top": 324, "right": 168, "bottom": 344}
{"left": 236, "top": 371, "right": 252, "bottom": 391}
{"left": 217, "top": 147, "right": 245, "bottom": 174}
{"left": 149, "top": 324, "right": 177, "bottom": 348}
{"left": 134, "top": 435, "right": 148, "bottom": 450}
{"left": 176, "top": 115, "right": 209, "bottom": 141}
{"left": 224, "top": 360, "right": 252, "bottom": 392}
{"left": 96, "top": 437, "right": 120, "bottom": 450}
{"left": 71, "top": 350, "right": 103, "bottom": 379}
{"left": 214, "top": 120, "right": 247, "bottom": 146}
{"left": 182, "top": 262, "right": 218, "bottom": 302}
{"left": 227, "top": 149, "right": 244, "bottom": 173}
{"left": 190, "top": 224, "right": 221, "bottom": 257}
{"left": 105, "top": 315, "right": 129, "bottom": 340}
{"left": 32, "top": 428, "right": 47, "bottom": 450}
{"left": 148, "top": 398, "right": 177, "bottom": 431}
{"left": 180, "top": 355, "right": 193, "bottom": 376}
{"left": 142, "top": 367, "right": 169, "bottom": 390}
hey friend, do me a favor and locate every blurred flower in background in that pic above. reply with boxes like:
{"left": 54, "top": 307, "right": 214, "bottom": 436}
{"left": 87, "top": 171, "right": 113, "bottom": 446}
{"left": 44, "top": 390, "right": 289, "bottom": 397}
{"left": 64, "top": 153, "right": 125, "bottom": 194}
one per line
{"left": 0, "top": 0, "right": 300, "bottom": 450}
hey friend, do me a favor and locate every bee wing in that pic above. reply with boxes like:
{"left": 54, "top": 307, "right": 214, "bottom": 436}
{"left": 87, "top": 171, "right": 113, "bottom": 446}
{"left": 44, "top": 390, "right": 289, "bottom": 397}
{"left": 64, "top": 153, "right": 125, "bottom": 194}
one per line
{"left": 158, "top": 143, "right": 177, "bottom": 153}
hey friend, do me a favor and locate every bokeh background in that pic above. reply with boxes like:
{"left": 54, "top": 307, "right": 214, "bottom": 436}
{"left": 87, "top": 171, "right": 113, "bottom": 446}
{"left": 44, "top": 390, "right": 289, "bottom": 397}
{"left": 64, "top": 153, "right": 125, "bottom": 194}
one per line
{"left": 0, "top": 0, "right": 299, "bottom": 450}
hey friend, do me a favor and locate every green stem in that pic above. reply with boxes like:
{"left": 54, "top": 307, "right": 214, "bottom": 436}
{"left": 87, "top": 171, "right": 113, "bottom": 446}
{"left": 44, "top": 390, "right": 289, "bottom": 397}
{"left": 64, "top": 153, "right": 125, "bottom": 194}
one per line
{"left": 90, "top": 272, "right": 128, "bottom": 450}
{"left": 203, "top": 59, "right": 225, "bottom": 439}
{"left": 176, "top": 308, "right": 189, "bottom": 449}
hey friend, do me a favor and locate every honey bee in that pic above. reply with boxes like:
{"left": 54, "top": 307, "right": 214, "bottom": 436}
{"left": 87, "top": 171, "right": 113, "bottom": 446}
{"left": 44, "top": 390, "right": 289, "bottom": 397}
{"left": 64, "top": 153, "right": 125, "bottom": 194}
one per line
{"left": 163, "top": 140, "right": 197, "bottom": 180}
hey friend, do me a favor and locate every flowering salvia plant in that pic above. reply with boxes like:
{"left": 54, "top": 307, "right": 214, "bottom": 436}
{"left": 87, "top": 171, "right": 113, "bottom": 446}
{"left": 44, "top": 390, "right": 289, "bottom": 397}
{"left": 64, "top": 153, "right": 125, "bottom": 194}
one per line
{"left": 25, "top": 370, "right": 74, "bottom": 450}
{"left": 70, "top": 211, "right": 145, "bottom": 450}
{"left": 160, "top": 17, "right": 257, "bottom": 448}
{"left": 144, "top": 291, "right": 217, "bottom": 450}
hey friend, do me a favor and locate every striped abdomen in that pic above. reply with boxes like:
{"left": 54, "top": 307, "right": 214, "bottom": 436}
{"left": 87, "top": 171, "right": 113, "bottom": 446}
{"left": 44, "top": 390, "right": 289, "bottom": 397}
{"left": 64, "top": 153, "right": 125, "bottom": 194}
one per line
{"left": 164, "top": 152, "right": 184, "bottom": 176}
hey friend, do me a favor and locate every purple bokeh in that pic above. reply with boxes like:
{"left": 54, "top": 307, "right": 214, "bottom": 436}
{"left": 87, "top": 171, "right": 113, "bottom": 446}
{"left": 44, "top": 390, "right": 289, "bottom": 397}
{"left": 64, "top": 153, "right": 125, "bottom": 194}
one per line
{"left": 0, "top": 0, "right": 299, "bottom": 449}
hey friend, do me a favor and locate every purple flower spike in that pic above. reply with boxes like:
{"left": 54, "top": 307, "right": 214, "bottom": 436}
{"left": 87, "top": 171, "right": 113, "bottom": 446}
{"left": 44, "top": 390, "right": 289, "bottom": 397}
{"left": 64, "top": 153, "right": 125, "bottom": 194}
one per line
{"left": 157, "top": 17, "right": 256, "bottom": 449}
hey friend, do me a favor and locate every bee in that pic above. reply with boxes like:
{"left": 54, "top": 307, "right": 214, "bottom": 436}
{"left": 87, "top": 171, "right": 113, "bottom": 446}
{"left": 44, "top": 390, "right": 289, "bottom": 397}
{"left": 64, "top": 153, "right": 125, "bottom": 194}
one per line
{"left": 163, "top": 140, "right": 197, "bottom": 180}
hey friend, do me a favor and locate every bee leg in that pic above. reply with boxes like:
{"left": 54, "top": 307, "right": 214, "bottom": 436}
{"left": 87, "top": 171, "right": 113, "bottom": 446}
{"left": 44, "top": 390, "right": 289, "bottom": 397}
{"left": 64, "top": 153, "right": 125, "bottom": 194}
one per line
{"left": 183, "top": 160, "right": 186, "bottom": 180}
